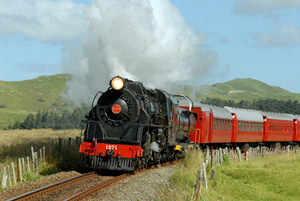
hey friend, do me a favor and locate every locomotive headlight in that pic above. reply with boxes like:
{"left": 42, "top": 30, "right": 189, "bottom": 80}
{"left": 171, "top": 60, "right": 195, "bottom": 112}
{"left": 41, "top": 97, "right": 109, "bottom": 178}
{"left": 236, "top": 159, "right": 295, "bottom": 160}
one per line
{"left": 110, "top": 76, "right": 125, "bottom": 90}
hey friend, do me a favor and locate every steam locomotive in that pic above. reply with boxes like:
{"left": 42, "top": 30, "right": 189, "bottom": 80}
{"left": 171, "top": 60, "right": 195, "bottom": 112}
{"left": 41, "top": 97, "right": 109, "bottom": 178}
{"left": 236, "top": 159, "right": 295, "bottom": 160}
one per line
{"left": 79, "top": 76, "right": 300, "bottom": 171}
{"left": 79, "top": 76, "right": 196, "bottom": 171}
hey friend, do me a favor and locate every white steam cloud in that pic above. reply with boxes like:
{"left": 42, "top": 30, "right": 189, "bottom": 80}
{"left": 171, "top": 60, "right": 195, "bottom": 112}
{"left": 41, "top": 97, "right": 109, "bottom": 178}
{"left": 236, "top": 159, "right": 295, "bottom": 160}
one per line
{"left": 62, "top": 0, "right": 217, "bottom": 104}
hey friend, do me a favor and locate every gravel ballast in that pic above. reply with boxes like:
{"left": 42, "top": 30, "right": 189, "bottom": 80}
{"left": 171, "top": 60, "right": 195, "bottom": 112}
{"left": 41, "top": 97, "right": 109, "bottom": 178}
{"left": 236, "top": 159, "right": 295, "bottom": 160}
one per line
{"left": 0, "top": 165, "right": 175, "bottom": 201}
{"left": 85, "top": 165, "right": 175, "bottom": 201}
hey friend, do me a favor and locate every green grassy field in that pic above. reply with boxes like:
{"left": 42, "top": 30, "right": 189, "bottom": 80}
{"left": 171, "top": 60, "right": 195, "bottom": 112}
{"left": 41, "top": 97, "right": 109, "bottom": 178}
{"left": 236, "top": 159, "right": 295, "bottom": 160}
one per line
{"left": 0, "top": 74, "right": 70, "bottom": 128}
{"left": 160, "top": 151, "right": 300, "bottom": 201}
{"left": 173, "top": 78, "right": 300, "bottom": 102}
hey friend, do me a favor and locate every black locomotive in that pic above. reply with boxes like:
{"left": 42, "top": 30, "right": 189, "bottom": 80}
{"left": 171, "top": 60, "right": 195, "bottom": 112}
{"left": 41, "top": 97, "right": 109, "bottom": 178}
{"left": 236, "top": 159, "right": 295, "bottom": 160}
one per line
{"left": 79, "top": 76, "right": 196, "bottom": 171}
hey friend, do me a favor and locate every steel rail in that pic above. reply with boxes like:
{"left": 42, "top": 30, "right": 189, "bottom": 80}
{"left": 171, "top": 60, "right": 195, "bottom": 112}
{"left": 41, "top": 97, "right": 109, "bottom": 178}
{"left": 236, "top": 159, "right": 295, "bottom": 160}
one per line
{"left": 7, "top": 172, "right": 97, "bottom": 201}
{"left": 64, "top": 173, "right": 128, "bottom": 201}
{"left": 64, "top": 160, "right": 179, "bottom": 201}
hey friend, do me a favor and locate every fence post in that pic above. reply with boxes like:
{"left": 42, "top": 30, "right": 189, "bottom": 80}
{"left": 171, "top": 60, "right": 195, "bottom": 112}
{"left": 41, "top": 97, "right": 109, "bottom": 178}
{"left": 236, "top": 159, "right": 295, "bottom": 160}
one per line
{"left": 194, "top": 169, "right": 203, "bottom": 201}
{"left": 18, "top": 158, "right": 22, "bottom": 183}
{"left": 35, "top": 152, "right": 39, "bottom": 173}
{"left": 1, "top": 167, "right": 7, "bottom": 189}
{"left": 205, "top": 147, "right": 210, "bottom": 165}
{"left": 210, "top": 146, "right": 213, "bottom": 168}
{"left": 31, "top": 147, "right": 35, "bottom": 171}
{"left": 236, "top": 147, "right": 242, "bottom": 162}
{"left": 27, "top": 156, "right": 31, "bottom": 173}
{"left": 43, "top": 146, "right": 46, "bottom": 163}
{"left": 256, "top": 147, "right": 260, "bottom": 158}
{"left": 263, "top": 147, "right": 267, "bottom": 158}
{"left": 7, "top": 165, "right": 11, "bottom": 188}
{"left": 40, "top": 149, "right": 43, "bottom": 165}
{"left": 11, "top": 162, "right": 16, "bottom": 185}
{"left": 22, "top": 158, "right": 25, "bottom": 173}
{"left": 216, "top": 150, "right": 219, "bottom": 165}
{"left": 248, "top": 148, "right": 251, "bottom": 159}
{"left": 219, "top": 148, "right": 223, "bottom": 165}
{"left": 211, "top": 169, "right": 215, "bottom": 181}
{"left": 202, "top": 162, "right": 208, "bottom": 189}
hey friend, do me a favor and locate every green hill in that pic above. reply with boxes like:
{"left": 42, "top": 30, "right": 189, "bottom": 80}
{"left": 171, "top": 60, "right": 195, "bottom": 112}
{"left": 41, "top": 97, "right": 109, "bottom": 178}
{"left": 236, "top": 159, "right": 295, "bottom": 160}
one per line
{"left": 172, "top": 78, "right": 300, "bottom": 102}
{"left": 0, "top": 74, "right": 70, "bottom": 128}
{"left": 1, "top": 75, "right": 300, "bottom": 129}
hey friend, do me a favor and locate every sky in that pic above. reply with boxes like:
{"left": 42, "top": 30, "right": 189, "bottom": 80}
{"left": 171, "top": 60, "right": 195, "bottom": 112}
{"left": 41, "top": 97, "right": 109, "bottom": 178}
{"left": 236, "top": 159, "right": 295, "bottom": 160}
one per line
{"left": 0, "top": 0, "right": 299, "bottom": 101}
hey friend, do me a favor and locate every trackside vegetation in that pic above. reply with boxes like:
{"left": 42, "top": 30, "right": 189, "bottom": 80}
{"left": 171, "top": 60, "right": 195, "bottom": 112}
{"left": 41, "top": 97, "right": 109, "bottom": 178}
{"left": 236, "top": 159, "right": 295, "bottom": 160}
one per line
{"left": 0, "top": 130, "right": 84, "bottom": 190}
{"left": 160, "top": 151, "right": 300, "bottom": 201}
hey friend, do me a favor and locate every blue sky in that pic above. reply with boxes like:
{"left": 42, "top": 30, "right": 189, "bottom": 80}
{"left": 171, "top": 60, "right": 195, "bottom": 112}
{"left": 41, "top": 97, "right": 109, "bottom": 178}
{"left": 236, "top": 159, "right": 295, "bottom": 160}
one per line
{"left": 0, "top": 0, "right": 299, "bottom": 93}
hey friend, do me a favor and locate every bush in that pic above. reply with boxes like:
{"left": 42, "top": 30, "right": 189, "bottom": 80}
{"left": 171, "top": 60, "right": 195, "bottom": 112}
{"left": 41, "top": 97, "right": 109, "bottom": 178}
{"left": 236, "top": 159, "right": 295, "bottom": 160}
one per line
{"left": 223, "top": 154, "right": 230, "bottom": 165}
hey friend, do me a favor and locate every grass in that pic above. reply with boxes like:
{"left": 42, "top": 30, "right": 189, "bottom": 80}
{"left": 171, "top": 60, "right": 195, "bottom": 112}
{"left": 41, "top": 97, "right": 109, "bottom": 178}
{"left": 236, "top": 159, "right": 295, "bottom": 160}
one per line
{"left": 160, "top": 151, "right": 300, "bottom": 201}
{"left": 203, "top": 154, "right": 300, "bottom": 201}
{"left": 0, "top": 74, "right": 70, "bottom": 128}
{"left": 0, "top": 129, "right": 84, "bottom": 190}
{"left": 158, "top": 150, "right": 205, "bottom": 200}
{"left": 0, "top": 129, "right": 82, "bottom": 160}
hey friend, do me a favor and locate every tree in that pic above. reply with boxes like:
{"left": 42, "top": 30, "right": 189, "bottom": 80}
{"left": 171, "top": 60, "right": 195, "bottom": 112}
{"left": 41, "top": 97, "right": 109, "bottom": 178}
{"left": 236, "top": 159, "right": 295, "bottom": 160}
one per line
{"left": 21, "top": 114, "right": 35, "bottom": 129}
{"left": 35, "top": 111, "right": 42, "bottom": 129}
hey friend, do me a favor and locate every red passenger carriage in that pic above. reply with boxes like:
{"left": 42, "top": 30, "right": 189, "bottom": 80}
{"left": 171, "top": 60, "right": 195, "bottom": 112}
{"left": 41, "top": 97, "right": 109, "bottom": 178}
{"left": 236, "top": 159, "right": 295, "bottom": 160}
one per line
{"left": 225, "top": 107, "right": 263, "bottom": 143}
{"left": 261, "top": 112, "right": 295, "bottom": 143}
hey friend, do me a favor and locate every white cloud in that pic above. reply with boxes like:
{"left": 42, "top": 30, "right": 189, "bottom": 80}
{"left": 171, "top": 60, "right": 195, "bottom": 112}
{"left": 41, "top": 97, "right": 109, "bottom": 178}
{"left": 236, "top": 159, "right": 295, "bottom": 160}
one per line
{"left": 252, "top": 24, "right": 300, "bottom": 47}
{"left": 0, "top": 0, "right": 87, "bottom": 43}
{"left": 233, "top": 0, "right": 300, "bottom": 15}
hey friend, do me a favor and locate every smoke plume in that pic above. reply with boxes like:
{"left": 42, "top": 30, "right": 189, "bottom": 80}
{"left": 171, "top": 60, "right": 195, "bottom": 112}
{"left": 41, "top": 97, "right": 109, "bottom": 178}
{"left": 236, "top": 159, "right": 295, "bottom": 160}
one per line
{"left": 62, "top": 0, "right": 217, "bottom": 105}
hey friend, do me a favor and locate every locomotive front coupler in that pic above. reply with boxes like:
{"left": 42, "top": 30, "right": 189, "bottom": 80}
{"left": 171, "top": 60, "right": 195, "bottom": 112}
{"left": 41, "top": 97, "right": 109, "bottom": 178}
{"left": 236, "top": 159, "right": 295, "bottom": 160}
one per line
{"left": 106, "top": 149, "right": 115, "bottom": 157}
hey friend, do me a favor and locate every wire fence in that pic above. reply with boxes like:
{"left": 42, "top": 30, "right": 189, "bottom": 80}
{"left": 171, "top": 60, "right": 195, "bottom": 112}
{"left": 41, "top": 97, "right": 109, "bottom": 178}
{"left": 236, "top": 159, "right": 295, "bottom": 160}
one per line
{"left": 0, "top": 136, "right": 81, "bottom": 190}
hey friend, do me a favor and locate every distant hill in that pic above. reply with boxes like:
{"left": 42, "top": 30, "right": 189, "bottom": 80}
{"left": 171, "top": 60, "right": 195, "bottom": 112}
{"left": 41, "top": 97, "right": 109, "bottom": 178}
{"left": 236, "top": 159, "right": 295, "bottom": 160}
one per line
{"left": 0, "top": 74, "right": 70, "bottom": 128}
{"left": 172, "top": 78, "right": 300, "bottom": 102}
{"left": 1, "top": 75, "right": 300, "bottom": 129}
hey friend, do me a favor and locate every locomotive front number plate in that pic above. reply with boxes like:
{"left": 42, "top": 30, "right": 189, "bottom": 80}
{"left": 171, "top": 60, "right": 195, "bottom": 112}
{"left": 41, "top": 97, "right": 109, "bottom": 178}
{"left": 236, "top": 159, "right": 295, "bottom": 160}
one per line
{"left": 106, "top": 145, "right": 118, "bottom": 150}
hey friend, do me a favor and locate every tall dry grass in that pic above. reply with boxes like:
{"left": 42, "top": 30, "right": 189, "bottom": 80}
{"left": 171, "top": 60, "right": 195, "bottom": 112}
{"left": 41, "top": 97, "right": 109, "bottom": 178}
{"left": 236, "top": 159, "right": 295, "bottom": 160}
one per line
{"left": 0, "top": 129, "right": 84, "bottom": 189}
{"left": 0, "top": 129, "right": 82, "bottom": 161}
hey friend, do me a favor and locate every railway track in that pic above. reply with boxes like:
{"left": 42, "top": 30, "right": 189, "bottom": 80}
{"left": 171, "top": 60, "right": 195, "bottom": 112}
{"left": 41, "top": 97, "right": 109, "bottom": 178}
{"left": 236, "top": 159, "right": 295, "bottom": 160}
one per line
{"left": 64, "top": 161, "right": 178, "bottom": 201}
{"left": 63, "top": 173, "right": 128, "bottom": 201}
{"left": 7, "top": 161, "right": 178, "bottom": 201}
{"left": 7, "top": 172, "right": 102, "bottom": 201}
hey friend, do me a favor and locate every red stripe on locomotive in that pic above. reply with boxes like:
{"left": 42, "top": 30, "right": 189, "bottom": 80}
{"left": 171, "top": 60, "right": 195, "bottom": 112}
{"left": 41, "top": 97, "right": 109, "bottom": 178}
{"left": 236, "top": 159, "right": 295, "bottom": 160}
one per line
{"left": 79, "top": 142, "right": 143, "bottom": 158}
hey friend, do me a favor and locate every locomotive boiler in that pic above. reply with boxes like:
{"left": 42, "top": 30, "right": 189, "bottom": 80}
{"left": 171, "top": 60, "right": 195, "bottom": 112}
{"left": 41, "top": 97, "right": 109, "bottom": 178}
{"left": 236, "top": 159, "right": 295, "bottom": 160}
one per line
{"left": 79, "top": 76, "right": 196, "bottom": 171}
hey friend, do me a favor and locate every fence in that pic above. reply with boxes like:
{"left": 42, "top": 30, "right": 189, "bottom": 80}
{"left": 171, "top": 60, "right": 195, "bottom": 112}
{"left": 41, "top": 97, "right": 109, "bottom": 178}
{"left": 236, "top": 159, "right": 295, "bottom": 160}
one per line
{"left": 193, "top": 144, "right": 300, "bottom": 200}
{"left": 0, "top": 136, "right": 81, "bottom": 190}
